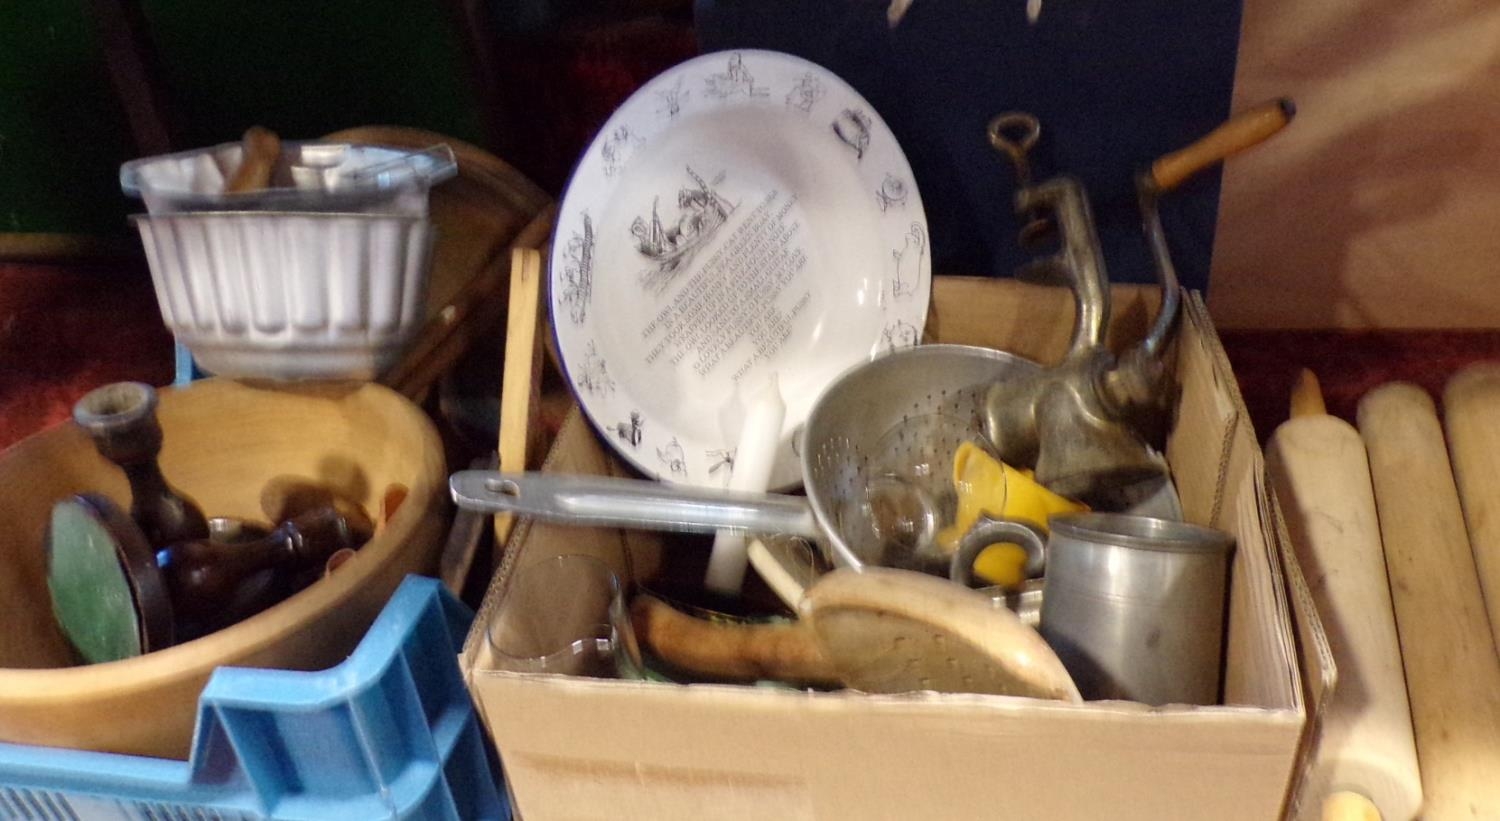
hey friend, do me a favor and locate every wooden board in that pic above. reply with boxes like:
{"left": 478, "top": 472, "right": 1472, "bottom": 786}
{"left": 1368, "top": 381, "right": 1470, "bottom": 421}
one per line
{"left": 1211, "top": 1, "right": 1500, "bottom": 328}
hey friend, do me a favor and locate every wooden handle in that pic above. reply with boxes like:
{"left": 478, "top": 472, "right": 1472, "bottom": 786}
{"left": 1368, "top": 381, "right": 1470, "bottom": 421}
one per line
{"left": 1267, "top": 410, "right": 1422, "bottom": 820}
{"left": 1358, "top": 382, "right": 1500, "bottom": 819}
{"left": 1290, "top": 368, "right": 1327, "bottom": 418}
{"left": 1148, "top": 98, "right": 1294, "bottom": 192}
{"left": 225, "top": 126, "right": 280, "bottom": 193}
{"left": 629, "top": 594, "right": 840, "bottom": 685}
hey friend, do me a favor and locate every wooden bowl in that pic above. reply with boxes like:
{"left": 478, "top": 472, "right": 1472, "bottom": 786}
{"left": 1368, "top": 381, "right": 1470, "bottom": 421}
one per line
{"left": 0, "top": 379, "right": 446, "bottom": 758}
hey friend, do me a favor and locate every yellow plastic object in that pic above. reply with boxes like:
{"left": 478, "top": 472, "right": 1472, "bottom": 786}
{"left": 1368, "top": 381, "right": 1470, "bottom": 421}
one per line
{"left": 936, "top": 442, "right": 1086, "bottom": 586}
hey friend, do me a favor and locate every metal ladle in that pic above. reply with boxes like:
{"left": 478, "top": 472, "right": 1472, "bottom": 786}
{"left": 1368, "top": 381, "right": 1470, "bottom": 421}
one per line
{"left": 982, "top": 99, "right": 1295, "bottom": 504}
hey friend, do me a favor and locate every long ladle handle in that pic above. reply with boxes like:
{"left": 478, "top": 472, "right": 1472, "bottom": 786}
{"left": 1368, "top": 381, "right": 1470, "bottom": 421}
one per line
{"left": 1146, "top": 98, "right": 1295, "bottom": 194}
{"left": 449, "top": 471, "right": 824, "bottom": 540}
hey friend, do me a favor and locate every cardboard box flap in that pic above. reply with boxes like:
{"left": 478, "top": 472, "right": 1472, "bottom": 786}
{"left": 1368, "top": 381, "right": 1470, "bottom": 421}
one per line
{"left": 1169, "top": 292, "right": 1246, "bottom": 529}
{"left": 921, "top": 277, "right": 1161, "bottom": 364}
{"left": 477, "top": 671, "right": 1304, "bottom": 821}
{"left": 1163, "top": 291, "right": 1299, "bottom": 713}
{"left": 1186, "top": 291, "right": 1321, "bottom": 709}
{"left": 1265, "top": 484, "right": 1337, "bottom": 821}
{"left": 1266, "top": 493, "right": 1335, "bottom": 709}
{"left": 1220, "top": 460, "right": 1301, "bottom": 713}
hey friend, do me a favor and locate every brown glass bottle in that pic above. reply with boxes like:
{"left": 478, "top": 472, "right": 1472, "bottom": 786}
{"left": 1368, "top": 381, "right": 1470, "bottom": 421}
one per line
{"left": 73, "top": 382, "right": 210, "bottom": 547}
{"left": 162, "top": 504, "right": 368, "bottom": 632}
{"left": 46, "top": 495, "right": 372, "bottom": 657}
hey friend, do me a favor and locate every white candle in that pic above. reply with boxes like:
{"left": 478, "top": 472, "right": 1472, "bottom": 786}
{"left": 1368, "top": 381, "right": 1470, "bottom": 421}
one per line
{"left": 704, "top": 374, "right": 786, "bottom": 595}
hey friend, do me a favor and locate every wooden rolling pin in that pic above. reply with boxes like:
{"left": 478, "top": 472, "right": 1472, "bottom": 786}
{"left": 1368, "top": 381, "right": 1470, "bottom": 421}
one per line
{"left": 1443, "top": 362, "right": 1500, "bottom": 648}
{"left": 1267, "top": 371, "right": 1421, "bottom": 821}
{"left": 1358, "top": 383, "right": 1500, "bottom": 820}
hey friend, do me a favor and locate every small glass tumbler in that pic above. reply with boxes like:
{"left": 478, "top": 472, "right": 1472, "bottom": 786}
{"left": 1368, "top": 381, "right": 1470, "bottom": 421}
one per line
{"left": 484, "top": 554, "right": 643, "bottom": 678}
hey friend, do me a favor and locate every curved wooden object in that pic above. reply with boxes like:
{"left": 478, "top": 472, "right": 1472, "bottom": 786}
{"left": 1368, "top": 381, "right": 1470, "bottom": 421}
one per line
{"left": 0, "top": 379, "right": 446, "bottom": 759}
{"left": 321, "top": 126, "right": 555, "bottom": 402}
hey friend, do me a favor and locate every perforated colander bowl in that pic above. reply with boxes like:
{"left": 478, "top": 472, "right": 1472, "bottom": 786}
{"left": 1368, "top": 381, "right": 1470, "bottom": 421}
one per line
{"left": 801, "top": 344, "right": 1039, "bottom": 570}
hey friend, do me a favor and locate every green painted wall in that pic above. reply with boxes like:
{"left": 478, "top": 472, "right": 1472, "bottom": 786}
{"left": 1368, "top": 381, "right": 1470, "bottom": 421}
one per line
{"left": 139, "top": 0, "right": 485, "bottom": 147}
{"left": 0, "top": 0, "right": 485, "bottom": 240}
{"left": 0, "top": 3, "right": 137, "bottom": 236}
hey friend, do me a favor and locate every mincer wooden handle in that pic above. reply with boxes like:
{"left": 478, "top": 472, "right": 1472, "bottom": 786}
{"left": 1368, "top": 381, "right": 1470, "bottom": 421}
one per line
{"left": 1148, "top": 98, "right": 1295, "bottom": 193}
{"left": 1358, "top": 383, "right": 1500, "bottom": 819}
{"left": 1442, "top": 362, "right": 1500, "bottom": 648}
{"left": 1268, "top": 371, "right": 1420, "bottom": 821}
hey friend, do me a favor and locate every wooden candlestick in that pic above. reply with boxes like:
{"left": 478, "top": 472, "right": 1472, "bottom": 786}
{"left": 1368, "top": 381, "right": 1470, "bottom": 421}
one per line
{"left": 73, "top": 382, "right": 209, "bottom": 548}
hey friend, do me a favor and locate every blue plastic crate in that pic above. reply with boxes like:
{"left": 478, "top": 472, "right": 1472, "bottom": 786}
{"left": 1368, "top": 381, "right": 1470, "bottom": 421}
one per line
{"left": 0, "top": 576, "right": 508, "bottom": 821}
{"left": 173, "top": 339, "right": 207, "bottom": 385}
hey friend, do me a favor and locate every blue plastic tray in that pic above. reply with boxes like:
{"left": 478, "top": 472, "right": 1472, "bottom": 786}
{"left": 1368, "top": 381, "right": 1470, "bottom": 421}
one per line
{"left": 0, "top": 575, "right": 508, "bottom": 820}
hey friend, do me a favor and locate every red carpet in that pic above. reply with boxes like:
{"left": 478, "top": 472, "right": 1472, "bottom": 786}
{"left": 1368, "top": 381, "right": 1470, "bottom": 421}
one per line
{"left": 0, "top": 259, "right": 174, "bottom": 449}
{"left": 1220, "top": 329, "right": 1500, "bottom": 442}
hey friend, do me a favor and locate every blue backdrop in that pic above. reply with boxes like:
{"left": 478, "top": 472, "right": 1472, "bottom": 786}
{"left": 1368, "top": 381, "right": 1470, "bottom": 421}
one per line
{"left": 696, "top": 0, "right": 1245, "bottom": 292}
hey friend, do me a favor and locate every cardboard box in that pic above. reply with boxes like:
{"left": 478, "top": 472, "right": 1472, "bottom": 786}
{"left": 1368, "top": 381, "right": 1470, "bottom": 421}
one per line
{"left": 462, "top": 277, "right": 1315, "bottom": 821}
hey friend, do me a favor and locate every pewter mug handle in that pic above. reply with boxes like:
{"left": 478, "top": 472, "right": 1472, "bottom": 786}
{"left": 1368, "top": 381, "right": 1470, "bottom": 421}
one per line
{"left": 950, "top": 516, "right": 1048, "bottom": 587}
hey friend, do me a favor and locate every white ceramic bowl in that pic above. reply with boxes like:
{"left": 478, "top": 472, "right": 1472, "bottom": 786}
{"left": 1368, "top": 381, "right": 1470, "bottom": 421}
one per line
{"left": 134, "top": 211, "right": 435, "bottom": 380}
